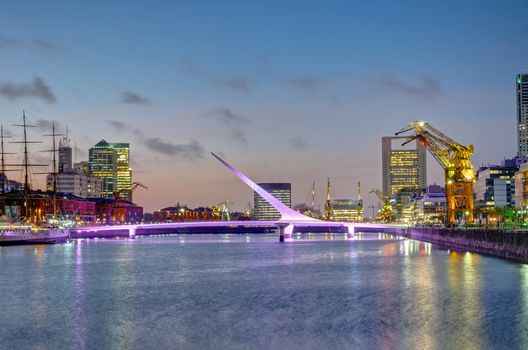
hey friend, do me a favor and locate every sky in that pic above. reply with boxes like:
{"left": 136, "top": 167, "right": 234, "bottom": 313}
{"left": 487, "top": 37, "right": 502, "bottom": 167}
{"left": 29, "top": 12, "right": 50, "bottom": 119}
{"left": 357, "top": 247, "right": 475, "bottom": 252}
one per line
{"left": 0, "top": 0, "right": 527, "bottom": 214}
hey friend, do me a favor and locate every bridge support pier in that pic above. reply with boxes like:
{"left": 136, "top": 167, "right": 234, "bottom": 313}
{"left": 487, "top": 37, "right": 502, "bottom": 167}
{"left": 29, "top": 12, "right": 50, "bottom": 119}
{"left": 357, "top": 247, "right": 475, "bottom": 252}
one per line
{"left": 278, "top": 223, "right": 294, "bottom": 242}
{"left": 129, "top": 227, "right": 137, "bottom": 239}
{"left": 346, "top": 224, "right": 355, "bottom": 239}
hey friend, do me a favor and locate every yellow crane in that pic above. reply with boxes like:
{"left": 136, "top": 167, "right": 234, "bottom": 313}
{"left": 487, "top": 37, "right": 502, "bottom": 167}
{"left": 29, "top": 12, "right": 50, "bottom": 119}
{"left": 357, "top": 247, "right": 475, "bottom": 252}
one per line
{"left": 369, "top": 189, "right": 394, "bottom": 223}
{"left": 395, "top": 121, "right": 475, "bottom": 226}
{"left": 324, "top": 177, "right": 333, "bottom": 221}
{"left": 212, "top": 200, "right": 233, "bottom": 221}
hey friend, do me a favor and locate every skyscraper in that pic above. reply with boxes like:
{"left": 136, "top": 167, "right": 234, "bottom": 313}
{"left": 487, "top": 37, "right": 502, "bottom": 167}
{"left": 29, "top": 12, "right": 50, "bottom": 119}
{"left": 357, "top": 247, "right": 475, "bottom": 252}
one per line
{"left": 58, "top": 138, "right": 73, "bottom": 173}
{"left": 88, "top": 140, "right": 132, "bottom": 201}
{"left": 89, "top": 140, "right": 116, "bottom": 198}
{"left": 382, "top": 136, "right": 427, "bottom": 198}
{"left": 88, "top": 141, "right": 132, "bottom": 200}
{"left": 517, "top": 74, "right": 528, "bottom": 156}
{"left": 112, "top": 143, "right": 132, "bottom": 201}
{"left": 254, "top": 183, "right": 291, "bottom": 220}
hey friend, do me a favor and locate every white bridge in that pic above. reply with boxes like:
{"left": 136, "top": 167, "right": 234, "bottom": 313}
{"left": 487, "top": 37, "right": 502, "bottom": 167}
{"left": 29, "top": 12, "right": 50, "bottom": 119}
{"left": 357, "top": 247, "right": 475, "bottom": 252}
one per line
{"left": 72, "top": 153, "right": 406, "bottom": 241}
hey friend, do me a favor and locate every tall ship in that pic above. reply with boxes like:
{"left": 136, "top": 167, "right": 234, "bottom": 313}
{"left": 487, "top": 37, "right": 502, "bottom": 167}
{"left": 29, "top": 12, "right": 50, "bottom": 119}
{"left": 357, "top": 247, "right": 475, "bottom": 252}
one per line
{"left": 0, "top": 111, "right": 69, "bottom": 245}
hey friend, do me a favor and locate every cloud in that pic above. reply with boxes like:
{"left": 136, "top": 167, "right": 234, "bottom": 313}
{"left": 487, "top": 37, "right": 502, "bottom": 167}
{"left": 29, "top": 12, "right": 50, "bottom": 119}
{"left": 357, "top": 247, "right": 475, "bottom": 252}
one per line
{"left": 34, "top": 119, "right": 64, "bottom": 134}
{"left": 120, "top": 90, "right": 150, "bottom": 105}
{"left": 231, "top": 129, "right": 248, "bottom": 144}
{"left": 30, "top": 39, "right": 64, "bottom": 52}
{"left": 108, "top": 120, "right": 125, "bottom": 130}
{"left": 107, "top": 120, "right": 202, "bottom": 160}
{"left": 36, "top": 119, "right": 55, "bottom": 130}
{"left": 0, "top": 36, "right": 63, "bottom": 53}
{"left": 209, "top": 107, "right": 248, "bottom": 125}
{"left": 222, "top": 78, "right": 252, "bottom": 93}
{"left": 286, "top": 76, "right": 325, "bottom": 92}
{"left": 0, "top": 77, "right": 56, "bottom": 103}
{"left": 0, "top": 36, "right": 21, "bottom": 51}
{"left": 180, "top": 59, "right": 253, "bottom": 93}
{"left": 144, "top": 138, "right": 205, "bottom": 160}
{"left": 208, "top": 108, "right": 250, "bottom": 144}
{"left": 372, "top": 74, "right": 443, "bottom": 99}
{"left": 290, "top": 136, "right": 310, "bottom": 150}
{"left": 107, "top": 120, "right": 143, "bottom": 136}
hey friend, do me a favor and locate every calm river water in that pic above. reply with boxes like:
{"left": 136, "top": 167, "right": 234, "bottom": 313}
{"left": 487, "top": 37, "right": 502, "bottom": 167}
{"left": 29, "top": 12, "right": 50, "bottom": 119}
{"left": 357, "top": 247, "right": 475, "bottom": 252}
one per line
{"left": 0, "top": 233, "right": 527, "bottom": 349}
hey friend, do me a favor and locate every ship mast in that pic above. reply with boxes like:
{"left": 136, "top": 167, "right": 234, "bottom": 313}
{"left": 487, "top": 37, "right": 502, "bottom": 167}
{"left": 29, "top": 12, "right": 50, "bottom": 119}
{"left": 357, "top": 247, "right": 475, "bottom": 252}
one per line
{"left": 0, "top": 126, "right": 14, "bottom": 194}
{"left": 10, "top": 111, "right": 44, "bottom": 222}
{"left": 42, "top": 122, "right": 64, "bottom": 224}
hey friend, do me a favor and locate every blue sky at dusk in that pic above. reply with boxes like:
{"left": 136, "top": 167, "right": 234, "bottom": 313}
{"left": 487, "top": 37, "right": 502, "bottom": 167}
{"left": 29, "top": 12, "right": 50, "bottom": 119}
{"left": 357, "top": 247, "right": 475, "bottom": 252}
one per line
{"left": 1, "top": 0, "right": 527, "bottom": 212}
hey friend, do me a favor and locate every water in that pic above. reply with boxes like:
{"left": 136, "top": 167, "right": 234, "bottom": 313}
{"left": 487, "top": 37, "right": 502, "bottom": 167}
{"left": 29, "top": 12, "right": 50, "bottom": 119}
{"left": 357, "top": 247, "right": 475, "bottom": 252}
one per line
{"left": 0, "top": 233, "right": 527, "bottom": 349}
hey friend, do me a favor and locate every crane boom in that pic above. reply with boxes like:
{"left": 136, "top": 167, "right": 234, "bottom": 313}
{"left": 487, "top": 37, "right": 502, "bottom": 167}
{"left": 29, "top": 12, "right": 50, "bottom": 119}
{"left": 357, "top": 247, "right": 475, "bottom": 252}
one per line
{"left": 368, "top": 189, "right": 385, "bottom": 202}
{"left": 396, "top": 121, "right": 475, "bottom": 225}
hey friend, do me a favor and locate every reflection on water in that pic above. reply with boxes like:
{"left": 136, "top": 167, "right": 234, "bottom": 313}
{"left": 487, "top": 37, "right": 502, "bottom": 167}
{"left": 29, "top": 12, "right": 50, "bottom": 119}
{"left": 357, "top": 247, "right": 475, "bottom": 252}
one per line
{"left": 73, "top": 240, "right": 87, "bottom": 350}
{"left": 520, "top": 265, "right": 528, "bottom": 344}
{"left": 0, "top": 233, "right": 526, "bottom": 349}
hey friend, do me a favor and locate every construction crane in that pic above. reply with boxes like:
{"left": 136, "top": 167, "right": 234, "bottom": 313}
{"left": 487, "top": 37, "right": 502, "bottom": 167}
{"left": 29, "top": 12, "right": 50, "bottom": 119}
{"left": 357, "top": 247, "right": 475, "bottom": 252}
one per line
{"left": 115, "top": 181, "right": 148, "bottom": 203}
{"left": 324, "top": 177, "right": 333, "bottom": 221}
{"left": 109, "top": 182, "right": 148, "bottom": 224}
{"left": 132, "top": 181, "right": 147, "bottom": 192}
{"left": 369, "top": 189, "right": 394, "bottom": 223}
{"left": 244, "top": 202, "right": 252, "bottom": 219}
{"left": 212, "top": 200, "right": 233, "bottom": 221}
{"left": 395, "top": 121, "right": 475, "bottom": 226}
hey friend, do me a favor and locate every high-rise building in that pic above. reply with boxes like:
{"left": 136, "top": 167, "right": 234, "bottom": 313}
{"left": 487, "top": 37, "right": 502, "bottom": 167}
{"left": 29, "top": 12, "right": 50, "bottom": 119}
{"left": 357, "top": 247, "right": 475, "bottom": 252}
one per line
{"left": 382, "top": 136, "right": 427, "bottom": 198}
{"left": 474, "top": 165, "right": 516, "bottom": 209}
{"left": 88, "top": 140, "right": 117, "bottom": 198}
{"left": 517, "top": 74, "right": 528, "bottom": 156}
{"left": 58, "top": 138, "right": 73, "bottom": 173}
{"left": 112, "top": 143, "right": 132, "bottom": 201}
{"left": 88, "top": 140, "right": 132, "bottom": 200}
{"left": 253, "top": 183, "right": 291, "bottom": 220}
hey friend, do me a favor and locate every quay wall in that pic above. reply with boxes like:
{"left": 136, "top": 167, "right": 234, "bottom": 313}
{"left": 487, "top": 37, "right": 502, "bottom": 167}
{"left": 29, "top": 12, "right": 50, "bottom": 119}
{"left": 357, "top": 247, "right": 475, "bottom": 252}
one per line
{"left": 406, "top": 227, "right": 528, "bottom": 263}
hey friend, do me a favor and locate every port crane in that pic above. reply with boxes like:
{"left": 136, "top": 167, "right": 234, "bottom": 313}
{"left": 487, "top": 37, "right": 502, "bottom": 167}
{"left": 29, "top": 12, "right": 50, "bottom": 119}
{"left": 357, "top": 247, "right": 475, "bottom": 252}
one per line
{"left": 212, "top": 200, "right": 233, "bottom": 221}
{"left": 324, "top": 177, "right": 333, "bottom": 221}
{"left": 369, "top": 189, "right": 394, "bottom": 223}
{"left": 395, "top": 121, "right": 475, "bottom": 226}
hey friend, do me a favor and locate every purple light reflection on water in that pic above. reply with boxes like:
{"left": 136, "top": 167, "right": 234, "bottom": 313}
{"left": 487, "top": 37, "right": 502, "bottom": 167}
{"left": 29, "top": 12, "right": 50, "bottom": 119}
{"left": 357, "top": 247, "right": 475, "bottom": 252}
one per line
{"left": 2, "top": 233, "right": 524, "bottom": 348}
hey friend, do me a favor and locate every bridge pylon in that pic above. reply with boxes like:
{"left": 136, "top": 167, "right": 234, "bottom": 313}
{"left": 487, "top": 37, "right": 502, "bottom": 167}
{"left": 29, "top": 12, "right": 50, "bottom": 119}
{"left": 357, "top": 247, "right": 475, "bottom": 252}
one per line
{"left": 345, "top": 224, "right": 355, "bottom": 239}
{"left": 277, "top": 223, "right": 294, "bottom": 242}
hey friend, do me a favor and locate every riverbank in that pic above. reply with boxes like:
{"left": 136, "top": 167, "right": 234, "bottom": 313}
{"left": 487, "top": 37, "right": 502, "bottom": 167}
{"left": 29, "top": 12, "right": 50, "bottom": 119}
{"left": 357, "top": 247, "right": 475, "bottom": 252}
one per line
{"left": 404, "top": 227, "right": 528, "bottom": 263}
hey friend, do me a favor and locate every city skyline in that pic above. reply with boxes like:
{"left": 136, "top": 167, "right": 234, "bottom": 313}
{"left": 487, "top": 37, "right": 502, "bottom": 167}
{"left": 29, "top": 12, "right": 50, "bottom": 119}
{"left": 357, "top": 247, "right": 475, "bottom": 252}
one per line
{"left": 1, "top": 1, "right": 527, "bottom": 212}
